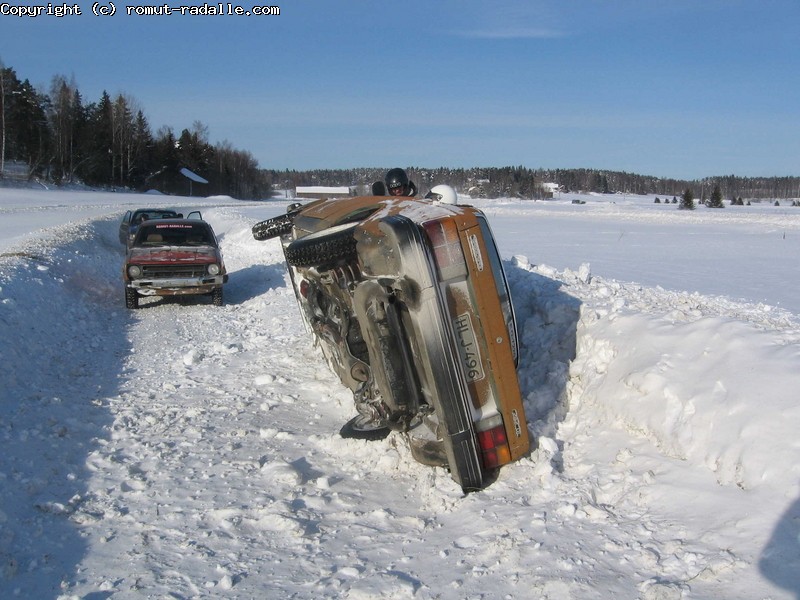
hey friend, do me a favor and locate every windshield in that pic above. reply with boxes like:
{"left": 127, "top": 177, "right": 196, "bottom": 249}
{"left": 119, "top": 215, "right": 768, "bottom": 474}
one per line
{"left": 133, "top": 210, "right": 179, "bottom": 225}
{"left": 135, "top": 223, "right": 215, "bottom": 247}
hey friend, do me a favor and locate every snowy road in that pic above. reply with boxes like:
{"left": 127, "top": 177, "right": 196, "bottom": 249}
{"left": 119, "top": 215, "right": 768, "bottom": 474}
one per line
{"left": 1, "top": 190, "right": 799, "bottom": 599}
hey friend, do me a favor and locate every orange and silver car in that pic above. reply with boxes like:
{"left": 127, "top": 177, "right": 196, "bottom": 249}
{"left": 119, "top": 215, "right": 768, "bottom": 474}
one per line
{"left": 253, "top": 191, "right": 530, "bottom": 491}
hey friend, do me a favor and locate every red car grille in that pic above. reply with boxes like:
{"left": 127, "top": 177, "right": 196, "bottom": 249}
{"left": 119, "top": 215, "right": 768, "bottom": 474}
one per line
{"left": 140, "top": 264, "right": 208, "bottom": 279}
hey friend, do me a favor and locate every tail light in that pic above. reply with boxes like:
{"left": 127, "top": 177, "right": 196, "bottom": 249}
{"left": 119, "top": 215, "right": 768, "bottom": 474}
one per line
{"left": 422, "top": 219, "right": 467, "bottom": 280}
{"left": 477, "top": 418, "right": 512, "bottom": 469}
{"left": 299, "top": 279, "right": 310, "bottom": 298}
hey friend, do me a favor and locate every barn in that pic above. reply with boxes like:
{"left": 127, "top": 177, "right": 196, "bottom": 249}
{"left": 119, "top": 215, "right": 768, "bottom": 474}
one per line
{"left": 295, "top": 186, "right": 355, "bottom": 199}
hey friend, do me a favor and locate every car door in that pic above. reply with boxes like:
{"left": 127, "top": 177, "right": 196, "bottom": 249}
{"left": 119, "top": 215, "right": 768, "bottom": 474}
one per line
{"left": 119, "top": 211, "right": 132, "bottom": 245}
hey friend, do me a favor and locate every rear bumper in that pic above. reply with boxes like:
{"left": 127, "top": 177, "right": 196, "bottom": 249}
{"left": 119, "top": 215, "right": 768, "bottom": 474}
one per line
{"left": 364, "top": 217, "right": 484, "bottom": 488}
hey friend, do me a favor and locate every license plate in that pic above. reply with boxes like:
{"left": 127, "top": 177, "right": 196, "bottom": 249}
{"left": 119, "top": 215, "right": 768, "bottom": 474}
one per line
{"left": 453, "top": 312, "right": 485, "bottom": 382}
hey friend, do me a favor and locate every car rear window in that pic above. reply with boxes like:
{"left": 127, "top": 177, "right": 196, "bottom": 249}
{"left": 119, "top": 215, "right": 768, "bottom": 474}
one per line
{"left": 136, "top": 223, "right": 215, "bottom": 246}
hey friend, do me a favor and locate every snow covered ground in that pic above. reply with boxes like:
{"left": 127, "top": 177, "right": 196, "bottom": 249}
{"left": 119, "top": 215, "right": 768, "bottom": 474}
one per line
{"left": 0, "top": 186, "right": 798, "bottom": 599}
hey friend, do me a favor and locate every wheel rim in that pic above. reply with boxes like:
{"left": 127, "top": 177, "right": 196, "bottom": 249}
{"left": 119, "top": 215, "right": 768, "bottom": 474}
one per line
{"left": 351, "top": 414, "right": 389, "bottom": 432}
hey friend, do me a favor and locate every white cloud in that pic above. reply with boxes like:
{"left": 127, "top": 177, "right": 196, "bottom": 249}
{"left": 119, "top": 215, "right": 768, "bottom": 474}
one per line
{"left": 455, "top": 27, "right": 564, "bottom": 40}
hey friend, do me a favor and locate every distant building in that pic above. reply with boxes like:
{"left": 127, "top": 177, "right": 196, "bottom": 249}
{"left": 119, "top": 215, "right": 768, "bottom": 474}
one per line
{"left": 541, "top": 182, "right": 560, "bottom": 198}
{"left": 296, "top": 186, "right": 354, "bottom": 199}
{"left": 467, "top": 178, "right": 491, "bottom": 198}
{"left": 180, "top": 167, "right": 208, "bottom": 197}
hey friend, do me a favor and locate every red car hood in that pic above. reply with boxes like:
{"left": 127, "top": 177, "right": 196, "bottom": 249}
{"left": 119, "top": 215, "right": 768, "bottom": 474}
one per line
{"left": 128, "top": 246, "right": 218, "bottom": 264}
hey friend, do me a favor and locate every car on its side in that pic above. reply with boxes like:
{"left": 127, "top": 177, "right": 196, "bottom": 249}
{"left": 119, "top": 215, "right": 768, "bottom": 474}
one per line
{"left": 123, "top": 217, "right": 227, "bottom": 309}
{"left": 252, "top": 191, "right": 530, "bottom": 491}
{"left": 119, "top": 208, "right": 201, "bottom": 246}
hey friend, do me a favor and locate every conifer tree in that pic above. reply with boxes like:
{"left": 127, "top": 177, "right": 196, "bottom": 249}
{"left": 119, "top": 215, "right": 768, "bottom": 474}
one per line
{"left": 0, "top": 62, "right": 18, "bottom": 178}
{"left": 679, "top": 188, "right": 695, "bottom": 210}
{"left": 82, "top": 91, "right": 114, "bottom": 185}
{"left": 10, "top": 79, "right": 49, "bottom": 178}
{"left": 708, "top": 184, "right": 724, "bottom": 208}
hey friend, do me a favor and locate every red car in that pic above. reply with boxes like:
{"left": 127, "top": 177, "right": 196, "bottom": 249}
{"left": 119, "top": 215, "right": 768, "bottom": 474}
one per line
{"left": 123, "top": 217, "right": 228, "bottom": 308}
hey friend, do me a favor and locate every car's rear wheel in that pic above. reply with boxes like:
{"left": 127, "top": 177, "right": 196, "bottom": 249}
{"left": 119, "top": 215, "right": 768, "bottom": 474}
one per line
{"left": 285, "top": 223, "right": 358, "bottom": 268}
{"left": 211, "top": 287, "right": 223, "bottom": 306}
{"left": 125, "top": 287, "right": 139, "bottom": 309}
{"left": 252, "top": 213, "right": 294, "bottom": 241}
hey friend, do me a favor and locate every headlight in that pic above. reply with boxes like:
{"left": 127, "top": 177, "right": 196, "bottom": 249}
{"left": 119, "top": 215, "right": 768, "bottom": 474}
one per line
{"left": 208, "top": 264, "right": 221, "bottom": 276}
{"left": 127, "top": 265, "right": 142, "bottom": 278}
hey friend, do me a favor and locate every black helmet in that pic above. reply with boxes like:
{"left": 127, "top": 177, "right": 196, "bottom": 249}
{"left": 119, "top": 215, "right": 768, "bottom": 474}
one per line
{"left": 385, "top": 168, "right": 409, "bottom": 195}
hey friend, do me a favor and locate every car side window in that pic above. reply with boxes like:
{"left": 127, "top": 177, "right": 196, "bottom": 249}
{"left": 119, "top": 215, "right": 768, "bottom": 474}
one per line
{"left": 339, "top": 207, "right": 380, "bottom": 225}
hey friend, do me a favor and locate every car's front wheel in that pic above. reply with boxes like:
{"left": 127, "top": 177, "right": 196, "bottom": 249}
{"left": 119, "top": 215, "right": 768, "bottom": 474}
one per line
{"left": 285, "top": 223, "right": 358, "bottom": 269}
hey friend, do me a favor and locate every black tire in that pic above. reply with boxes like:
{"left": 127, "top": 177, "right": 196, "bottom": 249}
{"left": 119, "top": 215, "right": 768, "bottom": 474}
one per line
{"left": 285, "top": 223, "right": 358, "bottom": 268}
{"left": 340, "top": 415, "right": 392, "bottom": 441}
{"left": 125, "top": 287, "right": 139, "bottom": 309}
{"left": 252, "top": 213, "right": 294, "bottom": 241}
{"left": 211, "top": 287, "right": 223, "bottom": 306}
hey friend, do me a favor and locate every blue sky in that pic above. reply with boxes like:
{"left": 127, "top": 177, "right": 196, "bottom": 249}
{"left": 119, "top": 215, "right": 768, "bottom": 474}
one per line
{"left": 1, "top": 0, "right": 798, "bottom": 179}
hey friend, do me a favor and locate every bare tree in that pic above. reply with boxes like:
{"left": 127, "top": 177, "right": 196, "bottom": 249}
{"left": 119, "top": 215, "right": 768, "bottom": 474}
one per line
{"left": 48, "top": 74, "right": 83, "bottom": 183}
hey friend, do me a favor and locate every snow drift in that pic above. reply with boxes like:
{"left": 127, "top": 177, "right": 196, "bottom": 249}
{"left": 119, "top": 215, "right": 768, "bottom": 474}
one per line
{"left": 0, "top": 189, "right": 798, "bottom": 599}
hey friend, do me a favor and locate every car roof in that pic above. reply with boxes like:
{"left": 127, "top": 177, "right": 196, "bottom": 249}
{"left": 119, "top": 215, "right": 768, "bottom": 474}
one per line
{"left": 296, "top": 196, "right": 392, "bottom": 223}
{"left": 132, "top": 208, "right": 178, "bottom": 215}
{"left": 295, "top": 195, "right": 467, "bottom": 231}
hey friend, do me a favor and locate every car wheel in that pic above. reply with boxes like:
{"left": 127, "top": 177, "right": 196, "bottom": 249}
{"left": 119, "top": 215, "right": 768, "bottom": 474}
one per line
{"left": 252, "top": 213, "right": 294, "bottom": 241}
{"left": 285, "top": 222, "right": 358, "bottom": 268}
{"left": 340, "top": 415, "right": 392, "bottom": 441}
{"left": 211, "top": 287, "right": 224, "bottom": 306}
{"left": 125, "top": 287, "right": 139, "bottom": 309}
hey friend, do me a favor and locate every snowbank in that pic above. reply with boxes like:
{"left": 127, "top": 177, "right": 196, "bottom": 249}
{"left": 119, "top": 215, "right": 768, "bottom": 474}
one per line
{"left": 0, "top": 190, "right": 798, "bottom": 599}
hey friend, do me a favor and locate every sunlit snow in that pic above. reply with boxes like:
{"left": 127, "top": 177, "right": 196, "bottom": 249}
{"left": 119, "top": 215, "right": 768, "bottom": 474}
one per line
{"left": 0, "top": 185, "right": 798, "bottom": 599}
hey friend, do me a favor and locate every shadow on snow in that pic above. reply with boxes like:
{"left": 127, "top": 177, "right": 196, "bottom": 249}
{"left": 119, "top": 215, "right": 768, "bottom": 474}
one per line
{"left": 760, "top": 490, "right": 800, "bottom": 599}
{"left": 505, "top": 262, "right": 581, "bottom": 457}
{"left": 0, "top": 219, "right": 129, "bottom": 598}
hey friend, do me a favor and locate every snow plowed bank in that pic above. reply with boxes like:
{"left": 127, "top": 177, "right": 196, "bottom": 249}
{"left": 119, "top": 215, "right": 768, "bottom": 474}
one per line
{"left": 0, "top": 203, "right": 798, "bottom": 599}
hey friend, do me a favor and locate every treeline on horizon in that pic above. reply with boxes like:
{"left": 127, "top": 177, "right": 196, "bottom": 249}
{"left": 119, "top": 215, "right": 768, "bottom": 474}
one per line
{"left": 0, "top": 62, "right": 270, "bottom": 199}
{"left": 3, "top": 61, "right": 798, "bottom": 202}
{"left": 266, "top": 166, "right": 800, "bottom": 201}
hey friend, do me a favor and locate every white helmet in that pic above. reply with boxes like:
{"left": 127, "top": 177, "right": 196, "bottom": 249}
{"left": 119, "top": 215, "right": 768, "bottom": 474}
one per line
{"left": 425, "top": 184, "right": 458, "bottom": 204}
